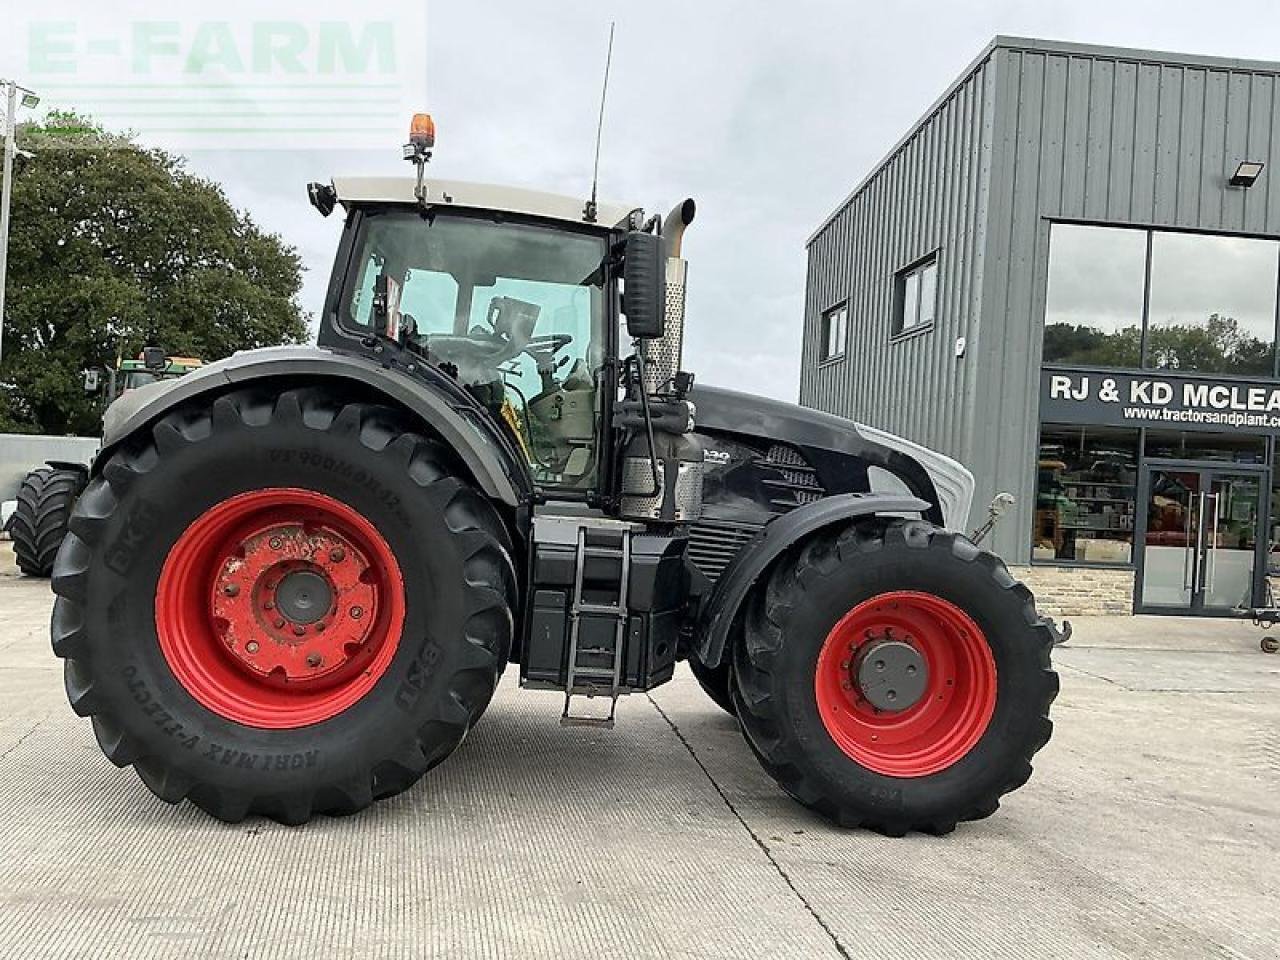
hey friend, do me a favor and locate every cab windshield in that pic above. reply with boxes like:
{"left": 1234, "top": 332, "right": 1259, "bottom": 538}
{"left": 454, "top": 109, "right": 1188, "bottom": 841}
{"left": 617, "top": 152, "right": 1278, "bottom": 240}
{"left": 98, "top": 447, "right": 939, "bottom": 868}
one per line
{"left": 344, "top": 211, "right": 609, "bottom": 489}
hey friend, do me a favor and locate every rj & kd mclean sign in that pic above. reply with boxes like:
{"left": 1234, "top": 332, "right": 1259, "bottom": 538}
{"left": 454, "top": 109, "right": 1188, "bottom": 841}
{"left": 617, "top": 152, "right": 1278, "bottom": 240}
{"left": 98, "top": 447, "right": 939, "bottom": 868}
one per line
{"left": 1039, "top": 369, "right": 1280, "bottom": 434}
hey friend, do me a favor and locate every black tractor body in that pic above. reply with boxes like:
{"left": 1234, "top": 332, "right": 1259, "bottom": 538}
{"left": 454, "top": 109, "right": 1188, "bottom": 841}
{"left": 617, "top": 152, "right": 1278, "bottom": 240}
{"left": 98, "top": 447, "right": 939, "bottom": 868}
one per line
{"left": 49, "top": 145, "right": 1056, "bottom": 833}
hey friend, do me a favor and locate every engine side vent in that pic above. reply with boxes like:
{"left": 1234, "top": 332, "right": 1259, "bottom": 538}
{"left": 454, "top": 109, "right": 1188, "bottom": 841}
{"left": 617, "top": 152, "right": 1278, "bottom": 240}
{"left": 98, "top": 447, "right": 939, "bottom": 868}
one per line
{"left": 687, "top": 518, "right": 763, "bottom": 584}
{"left": 762, "top": 444, "right": 825, "bottom": 509}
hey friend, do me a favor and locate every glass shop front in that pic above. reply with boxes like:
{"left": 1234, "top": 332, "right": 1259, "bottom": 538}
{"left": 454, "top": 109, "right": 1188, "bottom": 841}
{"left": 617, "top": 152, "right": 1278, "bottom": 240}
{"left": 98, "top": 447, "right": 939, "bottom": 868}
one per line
{"left": 1034, "top": 222, "right": 1280, "bottom": 615}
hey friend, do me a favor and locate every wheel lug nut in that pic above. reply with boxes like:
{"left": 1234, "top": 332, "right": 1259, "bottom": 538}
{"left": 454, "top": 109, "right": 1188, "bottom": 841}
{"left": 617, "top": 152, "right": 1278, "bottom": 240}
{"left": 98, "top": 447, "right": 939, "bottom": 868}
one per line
{"left": 246, "top": 641, "right": 259, "bottom": 654}
{"left": 293, "top": 625, "right": 306, "bottom": 637}
{"left": 274, "top": 619, "right": 286, "bottom": 629}
{"left": 315, "top": 622, "right": 326, "bottom": 632}
{"left": 350, "top": 606, "right": 363, "bottom": 620}
{"left": 330, "top": 548, "right": 345, "bottom": 563}
{"left": 223, "top": 584, "right": 239, "bottom": 597}
{"left": 840, "top": 660, "right": 850, "bottom": 670}
{"left": 306, "top": 653, "right": 322, "bottom": 668}
{"left": 263, "top": 601, "right": 274, "bottom": 610}
{"left": 269, "top": 537, "right": 283, "bottom": 550}
{"left": 842, "top": 681, "right": 852, "bottom": 690}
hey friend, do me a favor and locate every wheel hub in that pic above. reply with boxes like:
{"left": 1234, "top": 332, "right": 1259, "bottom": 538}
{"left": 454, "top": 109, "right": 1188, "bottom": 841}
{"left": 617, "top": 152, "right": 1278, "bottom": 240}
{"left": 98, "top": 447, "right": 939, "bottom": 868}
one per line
{"left": 210, "top": 519, "right": 380, "bottom": 685}
{"left": 275, "top": 570, "right": 333, "bottom": 625}
{"left": 854, "top": 637, "right": 928, "bottom": 712}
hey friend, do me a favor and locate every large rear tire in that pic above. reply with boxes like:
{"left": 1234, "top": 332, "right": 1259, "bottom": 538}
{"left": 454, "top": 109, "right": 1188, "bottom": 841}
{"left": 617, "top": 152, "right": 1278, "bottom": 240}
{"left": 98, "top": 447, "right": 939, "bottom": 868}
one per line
{"left": 50, "top": 386, "right": 516, "bottom": 824}
{"left": 10, "top": 466, "right": 86, "bottom": 577}
{"left": 732, "top": 518, "right": 1057, "bottom": 836}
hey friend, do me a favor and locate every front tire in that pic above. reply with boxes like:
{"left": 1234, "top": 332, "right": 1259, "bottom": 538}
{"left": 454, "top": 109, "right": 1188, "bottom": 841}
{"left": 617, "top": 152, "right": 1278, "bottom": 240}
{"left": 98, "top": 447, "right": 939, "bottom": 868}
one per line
{"left": 11, "top": 466, "right": 86, "bottom": 577}
{"left": 732, "top": 519, "right": 1057, "bottom": 836}
{"left": 50, "top": 387, "right": 516, "bottom": 824}
{"left": 688, "top": 659, "right": 736, "bottom": 716}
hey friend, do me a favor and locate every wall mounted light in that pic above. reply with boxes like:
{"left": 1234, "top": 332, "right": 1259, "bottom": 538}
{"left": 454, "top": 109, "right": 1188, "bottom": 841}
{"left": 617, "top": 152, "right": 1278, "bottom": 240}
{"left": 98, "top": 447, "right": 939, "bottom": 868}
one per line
{"left": 1229, "top": 160, "right": 1265, "bottom": 187}
{"left": 19, "top": 91, "right": 39, "bottom": 109}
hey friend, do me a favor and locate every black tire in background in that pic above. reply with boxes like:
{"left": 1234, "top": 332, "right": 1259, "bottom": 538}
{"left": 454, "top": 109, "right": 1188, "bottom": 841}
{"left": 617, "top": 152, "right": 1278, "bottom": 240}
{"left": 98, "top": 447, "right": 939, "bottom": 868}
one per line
{"left": 688, "top": 659, "right": 736, "bottom": 716}
{"left": 732, "top": 518, "right": 1058, "bottom": 836}
{"left": 50, "top": 386, "right": 517, "bottom": 824}
{"left": 10, "top": 466, "right": 87, "bottom": 577}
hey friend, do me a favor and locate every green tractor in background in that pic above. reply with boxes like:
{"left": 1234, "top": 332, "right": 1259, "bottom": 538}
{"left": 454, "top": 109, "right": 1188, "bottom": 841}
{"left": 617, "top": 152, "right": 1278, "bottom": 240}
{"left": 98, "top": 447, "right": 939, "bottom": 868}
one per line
{"left": 7, "top": 348, "right": 202, "bottom": 577}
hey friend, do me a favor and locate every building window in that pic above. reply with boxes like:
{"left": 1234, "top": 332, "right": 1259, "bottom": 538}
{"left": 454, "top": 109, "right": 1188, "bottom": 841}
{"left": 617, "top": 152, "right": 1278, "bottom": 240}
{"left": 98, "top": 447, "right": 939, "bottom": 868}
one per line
{"left": 895, "top": 256, "right": 937, "bottom": 334}
{"left": 1146, "top": 232, "right": 1278, "bottom": 376}
{"left": 1043, "top": 224, "right": 1146, "bottom": 367}
{"left": 1043, "top": 223, "right": 1280, "bottom": 373}
{"left": 820, "top": 303, "right": 848, "bottom": 361}
{"left": 1033, "top": 424, "right": 1138, "bottom": 564}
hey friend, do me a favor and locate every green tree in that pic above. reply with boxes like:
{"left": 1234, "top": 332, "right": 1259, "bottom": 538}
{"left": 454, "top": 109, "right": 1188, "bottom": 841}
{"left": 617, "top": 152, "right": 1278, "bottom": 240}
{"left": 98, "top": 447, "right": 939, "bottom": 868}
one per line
{"left": 1148, "top": 313, "right": 1272, "bottom": 375}
{"left": 0, "top": 113, "right": 306, "bottom": 435}
{"left": 1042, "top": 322, "right": 1141, "bottom": 367}
{"left": 1045, "top": 314, "right": 1273, "bottom": 375}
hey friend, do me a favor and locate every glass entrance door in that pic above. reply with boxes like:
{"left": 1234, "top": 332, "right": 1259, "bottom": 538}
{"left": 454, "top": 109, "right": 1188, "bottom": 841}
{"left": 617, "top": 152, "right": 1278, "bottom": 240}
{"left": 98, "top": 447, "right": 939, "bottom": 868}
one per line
{"left": 1138, "top": 465, "right": 1264, "bottom": 614}
{"left": 1202, "top": 473, "right": 1262, "bottom": 611}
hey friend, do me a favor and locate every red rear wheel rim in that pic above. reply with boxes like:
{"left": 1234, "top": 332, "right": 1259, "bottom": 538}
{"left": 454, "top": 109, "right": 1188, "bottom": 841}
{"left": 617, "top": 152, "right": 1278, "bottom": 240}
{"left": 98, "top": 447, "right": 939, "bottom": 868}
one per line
{"left": 155, "top": 488, "right": 405, "bottom": 729}
{"left": 814, "top": 590, "right": 996, "bottom": 777}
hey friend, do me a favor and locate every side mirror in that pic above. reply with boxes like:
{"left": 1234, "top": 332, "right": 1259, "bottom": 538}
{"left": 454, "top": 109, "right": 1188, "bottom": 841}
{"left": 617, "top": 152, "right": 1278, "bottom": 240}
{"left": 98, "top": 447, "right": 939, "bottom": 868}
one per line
{"left": 622, "top": 231, "right": 665, "bottom": 340}
{"left": 142, "top": 346, "right": 167, "bottom": 372}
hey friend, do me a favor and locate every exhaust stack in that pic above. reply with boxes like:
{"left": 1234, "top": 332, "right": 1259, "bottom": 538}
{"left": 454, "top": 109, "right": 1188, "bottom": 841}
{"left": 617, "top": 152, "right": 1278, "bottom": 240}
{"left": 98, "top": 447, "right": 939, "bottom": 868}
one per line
{"left": 643, "top": 198, "right": 696, "bottom": 394}
{"left": 621, "top": 198, "right": 703, "bottom": 524}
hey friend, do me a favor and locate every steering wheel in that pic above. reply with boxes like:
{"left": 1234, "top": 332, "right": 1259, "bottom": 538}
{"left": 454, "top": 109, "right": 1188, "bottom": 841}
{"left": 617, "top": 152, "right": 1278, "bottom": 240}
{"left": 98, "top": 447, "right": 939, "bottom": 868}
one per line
{"left": 523, "top": 333, "right": 573, "bottom": 369}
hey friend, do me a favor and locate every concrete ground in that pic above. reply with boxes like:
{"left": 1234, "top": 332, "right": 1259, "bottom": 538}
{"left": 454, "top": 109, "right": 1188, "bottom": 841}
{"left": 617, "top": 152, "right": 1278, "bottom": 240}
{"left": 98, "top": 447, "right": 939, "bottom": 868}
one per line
{"left": 0, "top": 542, "right": 1277, "bottom": 959}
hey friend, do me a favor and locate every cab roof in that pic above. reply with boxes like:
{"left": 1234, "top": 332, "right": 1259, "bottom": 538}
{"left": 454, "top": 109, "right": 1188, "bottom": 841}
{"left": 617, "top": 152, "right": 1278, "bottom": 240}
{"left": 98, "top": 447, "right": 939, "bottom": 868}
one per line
{"left": 331, "top": 177, "right": 640, "bottom": 230}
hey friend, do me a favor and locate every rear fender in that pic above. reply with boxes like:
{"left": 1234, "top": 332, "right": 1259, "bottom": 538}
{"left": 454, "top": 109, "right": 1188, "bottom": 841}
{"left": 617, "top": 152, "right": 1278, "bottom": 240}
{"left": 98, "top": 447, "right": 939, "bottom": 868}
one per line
{"left": 694, "top": 492, "right": 930, "bottom": 667}
{"left": 94, "top": 345, "right": 531, "bottom": 507}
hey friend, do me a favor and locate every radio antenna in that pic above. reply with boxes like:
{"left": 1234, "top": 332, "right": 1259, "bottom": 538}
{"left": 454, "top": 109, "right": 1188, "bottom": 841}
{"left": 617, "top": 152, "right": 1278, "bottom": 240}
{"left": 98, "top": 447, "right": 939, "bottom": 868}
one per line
{"left": 583, "top": 21, "right": 615, "bottom": 223}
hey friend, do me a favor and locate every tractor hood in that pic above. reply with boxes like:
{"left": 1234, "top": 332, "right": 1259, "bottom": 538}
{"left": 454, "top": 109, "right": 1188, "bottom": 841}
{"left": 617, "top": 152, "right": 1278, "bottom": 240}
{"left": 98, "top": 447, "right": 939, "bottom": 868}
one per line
{"left": 689, "top": 384, "right": 975, "bottom": 532}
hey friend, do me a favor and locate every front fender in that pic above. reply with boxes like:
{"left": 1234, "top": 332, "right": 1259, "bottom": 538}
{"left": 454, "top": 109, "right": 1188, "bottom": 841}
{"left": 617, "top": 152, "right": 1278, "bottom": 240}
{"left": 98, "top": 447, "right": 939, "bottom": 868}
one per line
{"left": 96, "top": 345, "right": 530, "bottom": 507}
{"left": 694, "top": 492, "right": 930, "bottom": 667}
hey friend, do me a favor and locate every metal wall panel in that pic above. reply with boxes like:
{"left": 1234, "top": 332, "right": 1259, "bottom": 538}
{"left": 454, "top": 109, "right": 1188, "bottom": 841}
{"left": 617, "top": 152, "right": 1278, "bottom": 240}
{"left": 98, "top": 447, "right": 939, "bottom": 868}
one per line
{"left": 802, "top": 37, "right": 1280, "bottom": 563}
{"left": 977, "top": 43, "right": 1280, "bottom": 561}
{"left": 799, "top": 57, "right": 997, "bottom": 475}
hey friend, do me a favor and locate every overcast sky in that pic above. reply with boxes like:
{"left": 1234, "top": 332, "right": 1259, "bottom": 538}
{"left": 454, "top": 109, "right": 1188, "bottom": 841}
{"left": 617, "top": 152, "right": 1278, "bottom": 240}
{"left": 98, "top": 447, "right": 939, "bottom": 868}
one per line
{"left": 19, "top": 0, "right": 1280, "bottom": 399}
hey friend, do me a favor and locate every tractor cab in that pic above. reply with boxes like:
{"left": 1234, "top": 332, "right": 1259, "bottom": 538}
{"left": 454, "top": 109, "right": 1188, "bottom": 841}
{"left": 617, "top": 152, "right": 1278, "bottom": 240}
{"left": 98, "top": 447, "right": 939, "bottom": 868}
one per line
{"left": 311, "top": 117, "right": 675, "bottom": 509}
{"left": 111, "top": 352, "right": 204, "bottom": 401}
{"left": 323, "top": 194, "right": 623, "bottom": 490}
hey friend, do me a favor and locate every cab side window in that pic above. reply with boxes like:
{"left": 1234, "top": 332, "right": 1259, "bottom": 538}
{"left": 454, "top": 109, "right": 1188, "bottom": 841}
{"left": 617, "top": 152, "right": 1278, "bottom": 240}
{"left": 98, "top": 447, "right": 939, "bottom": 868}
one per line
{"left": 343, "top": 212, "right": 608, "bottom": 491}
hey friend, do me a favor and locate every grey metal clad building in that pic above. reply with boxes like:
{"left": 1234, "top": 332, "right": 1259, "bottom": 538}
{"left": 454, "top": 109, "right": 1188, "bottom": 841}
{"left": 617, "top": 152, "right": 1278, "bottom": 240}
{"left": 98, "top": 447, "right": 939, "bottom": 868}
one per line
{"left": 802, "top": 36, "right": 1280, "bottom": 616}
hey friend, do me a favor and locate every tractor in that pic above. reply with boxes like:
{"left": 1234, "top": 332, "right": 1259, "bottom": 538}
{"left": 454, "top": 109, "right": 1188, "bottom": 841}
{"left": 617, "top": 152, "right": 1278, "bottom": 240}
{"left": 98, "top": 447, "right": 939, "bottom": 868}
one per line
{"left": 49, "top": 117, "right": 1057, "bottom": 834}
{"left": 7, "top": 349, "right": 202, "bottom": 577}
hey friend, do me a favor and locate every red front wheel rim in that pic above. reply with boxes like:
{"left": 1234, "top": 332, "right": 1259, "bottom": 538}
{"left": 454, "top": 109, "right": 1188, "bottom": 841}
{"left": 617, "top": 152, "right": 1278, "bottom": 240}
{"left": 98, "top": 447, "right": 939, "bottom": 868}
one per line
{"left": 814, "top": 591, "right": 997, "bottom": 777}
{"left": 155, "top": 488, "right": 405, "bottom": 729}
